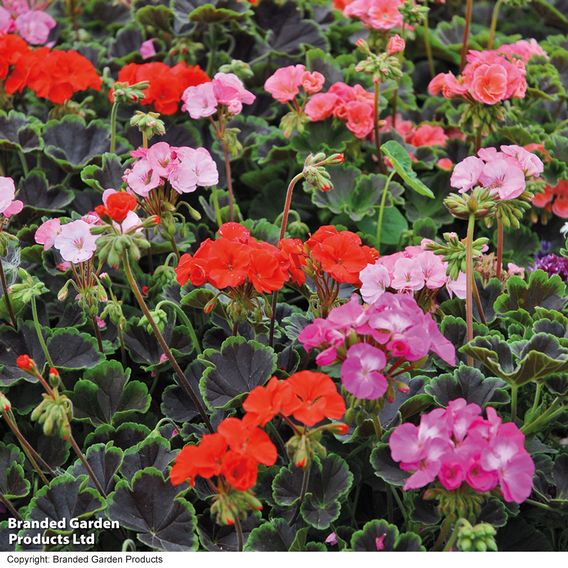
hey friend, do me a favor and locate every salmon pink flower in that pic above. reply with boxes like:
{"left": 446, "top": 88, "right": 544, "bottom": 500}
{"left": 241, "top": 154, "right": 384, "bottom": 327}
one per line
{"left": 301, "top": 71, "right": 325, "bottom": 94}
{"left": 305, "top": 92, "right": 340, "bottom": 121}
{"left": 387, "top": 34, "right": 405, "bottom": 55}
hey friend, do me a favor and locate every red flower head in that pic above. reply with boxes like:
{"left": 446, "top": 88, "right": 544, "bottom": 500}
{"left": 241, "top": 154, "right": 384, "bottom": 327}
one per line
{"left": 16, "top": 354, "right": 35, "bottom": 373}
{"left": 106, "top": 192, "right": 138, "bottom": 223}
{"left": 283, "top": 371, "right": 346, "bottom": 426}
{"left": 278, "top": 238, "right": 308, "bottom": 286}
{"left": 0, "top": 35, "right": 31, "bottom": 81}
{"left": 243, "top": 377, "right": 296, "bottom": 426}
{"left": 221, "top": 451, "right": 259, "bottom": 491}
{"left": 217, "top": 222, "right": 251, "bottom": 243}
{"left": 217, "top": 417, "right": 277, "bottom": 467}
{"left": 175, "top": 239, "right": 213, "bottom": 287}
{"left": 170, "top": 433, "right": 227, "bottom": 486}
{"left": 207, "top": 238, "right": 251, "bottom": 289}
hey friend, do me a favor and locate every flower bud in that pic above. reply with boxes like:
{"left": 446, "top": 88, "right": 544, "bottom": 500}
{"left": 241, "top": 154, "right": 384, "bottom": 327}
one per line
{"left": 130, "top": 111, "right": 166, "bottom": 140}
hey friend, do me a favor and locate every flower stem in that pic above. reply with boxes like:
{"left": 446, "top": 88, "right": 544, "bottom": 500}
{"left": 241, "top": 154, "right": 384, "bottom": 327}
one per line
{"left": 531, "top": 383, "right": 543, "bottom": 416}
{"left": 110, "top": 102, "right": 119, "bottom": 154}
{"left": 17, "top": 151, "right": 29, "bottom": 176}
{"left": 496, "top": 218, "right": 504, "bottom": 279}
{"left": 155, "top": 300, "right": 202, "bottom": 355}
{"left": 0, "top": 492, "right": 22, "bottom": 521}
{"left": 488, "top": 0, "right": 504, "bottom": 50}
{"left": 123, "top": 255, "right": 213, "bottom": 432}
{"left": 222, "top": 143, "right": 235, "bottom": 222}
{"left": 373, "top": 81, "right": 386, "bottom": 174}
{"left": 376, "top": 169, "right": 396, "bottom": 251}
{"left": 460, "top": 0, "right": 474, "bottom": 71}
{"left": 91, "top": 315, "right": 104, "bottom": 353}
{"left": 68, "top": 432, "right": 107, "bottom": 497}
{"left": 3, "top": 412, "right": 51, "bottom": 485}
{"left": 31, "top": 295, "right": 54, "bottom": 368}
{"left": 465, "top": 213, "right": 476, "bottom": 366}
{"left": 234, "top": 514, "right": 244, "bottom": 552}
{"left": 471, "top": 276, "right": 487, "bottom": 325}
{"left": 0, "top": 258, "right": 16, "bottom": 328}
{"left": 268, "top": 171, "right": 305, "bottom": 347}
{"left": 510, "top": 384, "right": 518, "bottom": 423}
{"left": 289, "top": 464, "right": 311, "bottom": 526}
{"left": 212, "top": 187, "right": 223, "bottom": 227}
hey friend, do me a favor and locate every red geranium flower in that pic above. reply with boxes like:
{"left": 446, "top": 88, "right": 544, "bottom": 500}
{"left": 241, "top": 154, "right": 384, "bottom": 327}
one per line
{"left": 243, "top": 377, "right": 297, "bottom": 426}
{"left": 283, "top": 371, "right": 346, "bottom": 426}
{"left": 221, "top": 451, "right": 259, "bottom": 491}
{"left": 106, "top": 192, "right": 138, "bottom": 223}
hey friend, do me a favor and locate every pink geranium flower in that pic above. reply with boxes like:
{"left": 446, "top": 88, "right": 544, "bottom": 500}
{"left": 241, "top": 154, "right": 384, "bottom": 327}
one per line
{"left": 479, "top": 158, "right": 526, "bottom": 200}
{"left": 0, "top": 176, "right": 24, "bottom": 218}
{"left": 341, "top": 343, "right": 388, "bottom": 400}
{"left": 305, "top": 93, "right": 340, "bottom": 122}
{"left": 169, "top": 147, "right": 218, "bottom": 194}
{"left": 301, "top": 71, "right": 325, "bottom": 95}
{"left": 387, "top": 34, "right": 405, "bottom": 55}
{"left": 53, "top": 220, "right": 99, "bottom": 264}
{"left": 124, "top": 159, "right": 162, "bottom": 198}
{"left": 264, "top": 64, "right": 306, "bottom": 103}
{"left": 15, "top": 10, "right": 55, "bottom": 45}
{"left": 140, "top": 38, "right": 156, "bottom": 60}
{"left": 450, "top": 156, "right": 484, "bottom": 193}
{"left": 35, "top": 218, "right": 61, "bottom": 250}
{"left": 212, "top": 72, "right": 255, "bottom": 115}
{"left": 181, "top": 82, "right": 218, "bottom": 119}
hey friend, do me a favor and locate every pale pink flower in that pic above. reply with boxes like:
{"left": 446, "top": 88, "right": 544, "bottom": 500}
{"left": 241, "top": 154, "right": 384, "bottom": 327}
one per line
{"left": 325, "top": 533, "right": 338, "bottom": 546}
{"left": 305, "top": 92, "right": 339, "bottom": 122}
{"left": 301, "top": 71, "right": 325, "bottom": 94}
{"left": 450, "top": 156, "right": 484, "bottom": 193}
{"left": 212, "top": 72, "right": 255, "bottom": 115}
{"left": 415, "top": 251, "right": 447, "bottom": 289}
{"left": 391, "top": 257, "right": 424, "bottom": 291}
{"left": 146, "top": 142, "right": 178, "bottom": 177}
{"left": 500, "top": 145, "right": 544, "bottom": 177}
{"left": 387, "top": 34, "right": 405, "bottom": 55}
{"left": 360, "top": 263, "right": 391, "bottom": 303}
{"left": 124, "top": 159, "right": 162, "bottom": 198}
{"left": 479, "top": 158, "right": 526, "bottom": 200}
{"left": 0, "top": 177, "right": 23, "bottom": 218}
{"left": 54, "top": 220, "right": 98, "bottom": 264}
{"left": 35, "top": 218, "right": 61, "bottom": 250}
{"left": 140, "top": 38, "right": 156, "bottom": 60}
{"left": 0, "top": 7, "right": 13, "bottom": 33}
{"left": 168, "top": 147, "right": 218, "bottom": 194}
{"left": 446, "top": 272, "right": 467, "bottom": 299}
{"left": 264, "top": 64, "right": 306, "bottom": 103}
{"left": 181, "top": 82, "right": 218, "bottom": 119}
{"left": 15, "top": 10, "right": 55, "bottom": 45}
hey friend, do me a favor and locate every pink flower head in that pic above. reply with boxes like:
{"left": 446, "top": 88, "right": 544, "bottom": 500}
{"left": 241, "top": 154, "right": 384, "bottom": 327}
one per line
{"left": 497, "top": 39, "right": 547, "bottom": 63}
{"left": 181, "top": 82, "right": 218, "bottom": 119}
{"left": 264, "top": 64, "right": 306, "bottom": 103}
{"left": 301, "top": 71, "right": 325, "bottom": 95}
{"left": 168, "top": 147, "right": 218, "bottom": 194}
{"left": 15, "top": 10, "right": 55, "bottom": 45}
{"left": 140, "top": 38, "right": 156, "bottom": 60}
{"left": 53, "top": 220, "right": 98, "bottom": 264}
{"left": 450, "top": 156, "right": 484, "bottom": 193}
{"left": 391, "top": 257, "right": 424, "bottom": 291}
{"left": 345, "top": 0, "right": 404, "bottom": 31}
{"left": 35, "top": 218, "right": 61, "bottom": 250}
{"left": 500, "top": 145, "right": 544, "bottom": 178}
{"left": 345, "top": 100, "right": 374, "bottom": 139}
{"left": 437, "top": 158, "right": 453, "bottom": 171}
{"left": 0, "top": 176, "right": 23, "bottom": 218}
{"left": 415, "top": 251, "right": 447, "bottom": 289}
{"left": 124, "top": 159, "right": 162, "bottom": 198}
{"left": 387, "top": 34, "right": 405, "bottom": 55}
{"left": 0, "top": 7, "right": 13, "bottom": 34}
{"left": 479, "top": 158, "right": 526, "bottom": 200}
{"left": 341, "top": 343, "right": 388, "bottom": 400}
{"left": 408, "top": 124, "right": 447, "bottom": 148}
{"left": 212, "top": 72, "right": 255, "bottom": 115}
{"left": 360, "top": 262, "right": 391, "bottom": 303}
{"left": 146, "top": 142, "right": 178, "bottom": 177}
{"left": 471, "top": 63, "right": 508, "bottom": 105}
{"left": 305, "top": 92, "right": 340, "bottom": 122}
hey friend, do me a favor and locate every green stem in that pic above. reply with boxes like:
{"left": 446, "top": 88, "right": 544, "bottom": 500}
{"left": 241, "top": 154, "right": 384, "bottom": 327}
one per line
{"left": 234, "top": 514, "right": 244, "bottom": 552}
{"left": 443, "top": 522, "right": 460, "bottom": 552}
{"left": 388, "top": 485, "right": 409, "bottom": 527}
{"left": 488, "top": 0, "right": 504, "bottom": 50}
{"left": 465, "top": 214, "right": 475, "bottom": 366}
{"left": 0, "top": 492, "right": 22, "bottom": 521}
{"left": 496, "top": 218, "right": 504, "bottom": 279}
{"left": 373, "top": 81, "right": 386, "bottom": 174}
{"left": 531, "top": 383, "right": 543, "bottom": 416}
{"left": 376, "top": 170, "right": 396, "bottom": 251}
{"left": 121, "top": 539, "right": 136, "bottom": 552}
{"left": 510, "top": 384, "right": 518, "bottom": 423}
{"left": 91, "top": 315, "right": 104, "bottom": 354}
{"left": 155, "top": 300, "right": 202, "bottom": 355}
{"left": 212, "top": 187, "right": 223, "bottom": 227}
{"left": 123, "top": 255, "right": 213, "bottom": 432}
{"left": 289, "top": 464, "right": 311, "bottom": 526}
{"left": 68, "top": 432, "right": 107, "bottom": 497}
{"left": 0, "top": 258, "right": 17, "bottom": 328}
{"left": 17, "top": 151, "right": 29, "bottom": 176}
{"left": 460, "top": 0, "right": 474, "bottom": 71}
{"left": 472, "top": 276, "right": 487, "bottom": 325}
{"left": 522, "top": 397, "right": 565, "bottom": 435}
{"left": 110, "top": 101, "right": 119, "bottom": 154}
{"left": 31, "top": 295, "right": 54, "bottom": 368}
{"left": 222, "top": 142, "right": 235, "bottom": 222}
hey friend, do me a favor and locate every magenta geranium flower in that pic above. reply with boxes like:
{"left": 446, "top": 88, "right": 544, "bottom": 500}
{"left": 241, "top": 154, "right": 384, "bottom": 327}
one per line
{"left": 341, "top": 343, "right": 388, "bottom": 400}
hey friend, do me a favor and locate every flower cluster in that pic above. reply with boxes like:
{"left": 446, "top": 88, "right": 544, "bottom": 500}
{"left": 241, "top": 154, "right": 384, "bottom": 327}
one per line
{"left": 96, "top": 190, "right": 141, "bottom": 230}
{"left": 0, "top": 176, "right": 24, "bottom": 220}
{"left": 429, "top": 49, "right": 528, "bottom": 106}
{"left": 305, "top": 81, "right": 375, "bottom": 139}
{"left": 124, "top": 141, "right": 218, "bottom": 201}
{"left": 176, "top": 222, "right": 293, "bottom": 294}
{"left": 0, "top": 1, "right": 55, "bottom": 45}
{"left": 35, "top": 216, "right": 99, "bottom": 264}
{"left": 389, "top": 399, "right": 535, "bottom": 504}
{"left": 338, "top": 0, "right": 404, "bottom": 31}
{"left": 359, "top": 244, "right": 466, "bottom": 304}
{"left": 381, "top": 114, "right": 450, "bottom": 149}
{"left": 532, "top": 180, "right": 568, "bottom": 218}
{"left": 264, "top": 64, "right": 325, "bottom": 104}
{"left": 299, "top": 293, "right": 455, "bottom": 400}
{"left": 114, "top": 62, "right": 210, "bottom": 115}
{"left": 534, "top": 254, "right": 568, "bottom": 282}
{"left": 170, "top": 370, "right": 345, "bottom": 522}
{"left": 281, "top": 225, "right": 378, "bottom": 287}
{"left": 0, "top": 35, "right": 101, "bottom": 104}
{"left": 450, "top": 145, "right": 544, "bottom": 200}
{"left": 182, "top": 72, "right": 255, "bottom": 119}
